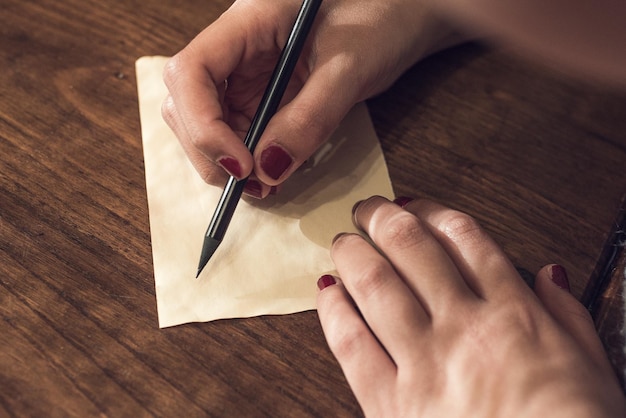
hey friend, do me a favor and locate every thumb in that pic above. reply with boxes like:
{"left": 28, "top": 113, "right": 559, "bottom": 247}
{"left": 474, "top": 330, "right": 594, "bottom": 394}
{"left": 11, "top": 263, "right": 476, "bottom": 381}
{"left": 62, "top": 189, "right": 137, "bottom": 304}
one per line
{"left": 534, "top": 264, "right": 615, "bottom": 376}
{"left": 252, "top": 64, "right": 359, "bottom": 185}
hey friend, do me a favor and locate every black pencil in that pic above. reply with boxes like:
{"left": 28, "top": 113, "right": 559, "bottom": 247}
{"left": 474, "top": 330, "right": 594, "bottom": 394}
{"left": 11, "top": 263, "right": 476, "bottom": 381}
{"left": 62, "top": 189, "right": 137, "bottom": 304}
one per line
{"left": 196, "top": 0, "right": 323, "bottom": 278}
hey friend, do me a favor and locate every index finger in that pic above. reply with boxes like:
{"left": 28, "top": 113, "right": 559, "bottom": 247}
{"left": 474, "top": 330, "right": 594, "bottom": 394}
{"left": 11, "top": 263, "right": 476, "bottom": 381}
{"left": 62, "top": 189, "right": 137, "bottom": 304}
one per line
{"left": 402, "top": 199, "right": 534, "bottom": 302}
{"left": 162, "top": 11, "right": 254, "bottom": 179}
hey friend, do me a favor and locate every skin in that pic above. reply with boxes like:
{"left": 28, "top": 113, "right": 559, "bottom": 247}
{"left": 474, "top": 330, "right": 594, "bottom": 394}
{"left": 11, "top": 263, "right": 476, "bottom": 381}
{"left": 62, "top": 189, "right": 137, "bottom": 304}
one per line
{"left": 317, "top": 196, "right": 625, "bottom": 416}
{"left": 162, "top": 0, "right": 462, "bottom": 197}
{"left": 165, "top": 0, "right": 626, "bottom": 415}
{"left": 163, "top": 0, "right": 626, "bottom": 197}
{"left": 427, "top": 0, "right": 626, "bottom": 86}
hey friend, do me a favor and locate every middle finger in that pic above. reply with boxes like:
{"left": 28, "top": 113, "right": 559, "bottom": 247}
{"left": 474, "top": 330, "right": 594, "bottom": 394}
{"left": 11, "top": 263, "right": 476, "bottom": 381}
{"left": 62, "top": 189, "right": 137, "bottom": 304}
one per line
{"left": 353, "top": 196, "right": 477, "bottom": 317}
{"left": 331, "top": 232, "right": 430, "bottom": 359}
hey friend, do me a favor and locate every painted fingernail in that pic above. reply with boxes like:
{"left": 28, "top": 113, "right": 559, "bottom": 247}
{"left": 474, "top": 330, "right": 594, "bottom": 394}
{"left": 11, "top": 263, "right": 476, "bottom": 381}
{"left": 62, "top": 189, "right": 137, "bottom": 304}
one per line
{"left": 244, "top": 179, "right": 263, "bottom": 199}
{"left": 317, "top": 274, "right": 337, "bottom": 290}
{"left": 260, "top": 145, "right": 293, "bottom": 180}
{"left": 393, "top": 196, "right": 413, "bottom": 208}
{"left": 218, "top": 157, "right": 242, "bottom": 179}
{"left": 550, "top": 265, "right": 570, "bottom": 291}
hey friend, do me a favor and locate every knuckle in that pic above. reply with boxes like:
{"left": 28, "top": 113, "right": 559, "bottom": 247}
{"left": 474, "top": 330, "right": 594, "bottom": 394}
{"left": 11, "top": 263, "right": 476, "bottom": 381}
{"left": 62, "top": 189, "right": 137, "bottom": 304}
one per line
{"left": 285, "top": 105, "right": 322, "bottom": 138}
{"left": 559, "top": 302, "right": 595, "bottom": 327}
{"left": 503, "top": 300, "right": 538, "bottom": 333}
{"left": 186, "top": 121, "right": 215, "bottom": 152}
{"left": 438, "top": 211, "right": 484, "bottom": 245}
{"left": 328, "top": 323, "right": 370, "bottom": 361}
{"left": 470, "top": 300, "right": 539, "bottom": 350}
{"left": 188, "top": 127, "right": 206, "bottom": 149}
{"left": 377, "top": 211, "right": 430, "bottom": 251}
{"left": 162, "top": 54, "right": 185, "bottom": 88}
{"left": 160, "top": 96, "right": 176, "bottom": 125}
{"left": 331, "top": 234, "right": 393, "bottom": 300}
{"left": 351, "top": 262, "right": 392, "bottom": 301}
{"left": 199, "top": 164, "right": 226, "bottom": 186}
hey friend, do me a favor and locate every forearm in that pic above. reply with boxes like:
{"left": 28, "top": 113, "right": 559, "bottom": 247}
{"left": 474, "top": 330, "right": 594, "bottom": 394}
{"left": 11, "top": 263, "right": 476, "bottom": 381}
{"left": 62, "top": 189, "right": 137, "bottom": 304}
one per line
{"left": 429, "top": 0, "right": 626, "bottom": 85}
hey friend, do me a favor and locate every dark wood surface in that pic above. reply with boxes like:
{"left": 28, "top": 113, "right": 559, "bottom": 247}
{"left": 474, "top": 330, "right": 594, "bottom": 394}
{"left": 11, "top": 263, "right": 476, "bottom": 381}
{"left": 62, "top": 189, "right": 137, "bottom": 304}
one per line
{"left": 2, "top": 1, "right": 625, "bottom": 416}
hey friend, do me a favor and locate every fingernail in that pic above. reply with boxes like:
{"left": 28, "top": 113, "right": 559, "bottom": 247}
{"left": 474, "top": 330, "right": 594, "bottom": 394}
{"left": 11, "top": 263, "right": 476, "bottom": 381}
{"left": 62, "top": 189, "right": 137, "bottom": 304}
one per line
{"left": 332, "top": 232, "right": 349, "bottom": 244}
{"left": 393, "top": 196, "right": 413, "bottom": 208}
{"left": 352, "top": 200, "right": 363, "bottom": 228}
{"left": 244, "top": 179, "right": 263, "bottom": 199}
{"left": 350, "top": 200, "right": 364, "bottom": 230}
{"left": 317, "top": 274, "right": 337, "bottom": 290}
{"left": 218, "top": 157, "right": 242, "bottom": 179}
{"left": 550, "top": 265, "right": 570, "bottom": 291}
{"left": 260, "top": 145, "right": 293, "bottom": 180}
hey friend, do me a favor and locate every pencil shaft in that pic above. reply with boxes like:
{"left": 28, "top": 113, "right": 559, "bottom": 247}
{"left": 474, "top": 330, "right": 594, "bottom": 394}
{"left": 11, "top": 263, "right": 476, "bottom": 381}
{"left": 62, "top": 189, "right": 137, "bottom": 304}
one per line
{"left": 207, "top": 176, "right": 246, "bottom": 241}
{"left": 196, "top": 0, "right": 322, "bottom": 276}
{"left": 243, "top": 0, "right": 323, "bottom": 153}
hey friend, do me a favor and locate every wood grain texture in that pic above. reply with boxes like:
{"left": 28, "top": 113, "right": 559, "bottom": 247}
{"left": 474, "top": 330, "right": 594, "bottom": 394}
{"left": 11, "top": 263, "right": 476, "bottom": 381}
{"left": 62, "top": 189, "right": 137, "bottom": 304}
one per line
{"left": 585, "top": 196, "right": 626, "bottom": 389}
{"left": 1, "top": 1, "right": 625, "bottom": 416}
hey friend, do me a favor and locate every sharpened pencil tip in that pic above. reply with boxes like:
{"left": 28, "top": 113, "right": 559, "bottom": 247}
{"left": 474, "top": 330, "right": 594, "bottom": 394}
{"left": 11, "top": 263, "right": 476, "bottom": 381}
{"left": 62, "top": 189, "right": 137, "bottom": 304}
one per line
{"left": 196, "top": 236, "right": 221, "bottom": 279}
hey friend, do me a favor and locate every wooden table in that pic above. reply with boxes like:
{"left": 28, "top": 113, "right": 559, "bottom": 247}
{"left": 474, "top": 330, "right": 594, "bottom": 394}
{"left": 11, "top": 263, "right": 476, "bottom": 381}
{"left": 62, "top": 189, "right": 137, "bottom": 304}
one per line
{"left": 2, "top": 1, "right": 625, "bottom": 416}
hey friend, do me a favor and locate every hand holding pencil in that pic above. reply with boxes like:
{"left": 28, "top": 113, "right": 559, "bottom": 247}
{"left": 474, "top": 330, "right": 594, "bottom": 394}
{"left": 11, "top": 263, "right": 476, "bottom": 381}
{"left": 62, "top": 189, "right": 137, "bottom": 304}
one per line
{"left": 195, "top": 0, "right": 323, "bottom": 276}
{"left": 162, "top": 0, "right": 462, "bottom": 198}
{"left": 161, "top": 0, "right": 626, "bottom": 415}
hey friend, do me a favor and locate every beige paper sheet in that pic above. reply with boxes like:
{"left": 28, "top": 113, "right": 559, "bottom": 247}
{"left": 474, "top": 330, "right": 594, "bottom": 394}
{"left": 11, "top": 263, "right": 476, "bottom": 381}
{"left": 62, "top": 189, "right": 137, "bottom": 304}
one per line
{"left": 136, "top": 56, "right": 394, "bottom": 328}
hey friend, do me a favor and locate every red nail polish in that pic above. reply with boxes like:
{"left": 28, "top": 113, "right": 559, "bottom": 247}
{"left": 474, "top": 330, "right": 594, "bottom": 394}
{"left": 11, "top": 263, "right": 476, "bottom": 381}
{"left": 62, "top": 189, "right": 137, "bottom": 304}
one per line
{"left": 244, "top": 179, "right": 263, "bottom": 198}
{"left": 393, "top": 196, "right": 413, "bottom": 208}
{"left": 260, "top": 145, "right": 293, "bottom": 180}
{"left": 218, "top": 157, "right": 242, "bottom": 179}
{"left": 550, "top": 265, "right": 570, "bottom": 291}
{"left": 317, "top": 274, "right": 336, "bottom": 290}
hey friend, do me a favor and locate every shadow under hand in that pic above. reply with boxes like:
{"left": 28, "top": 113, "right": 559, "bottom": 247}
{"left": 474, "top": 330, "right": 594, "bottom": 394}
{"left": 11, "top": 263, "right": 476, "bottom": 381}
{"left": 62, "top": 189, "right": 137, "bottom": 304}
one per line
{"left": 250, "top": 104, "right": 389, "bottom": 248}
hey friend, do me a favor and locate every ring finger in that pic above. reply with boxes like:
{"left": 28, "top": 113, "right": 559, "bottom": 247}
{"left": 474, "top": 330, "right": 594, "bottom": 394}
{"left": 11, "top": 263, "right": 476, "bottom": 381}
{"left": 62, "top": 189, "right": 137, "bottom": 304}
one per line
{"left": 352, "top": 196, "right": 477, "bottom": 317}
{"left": 331, "top": 232, "right": 430, "bottom": 360}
